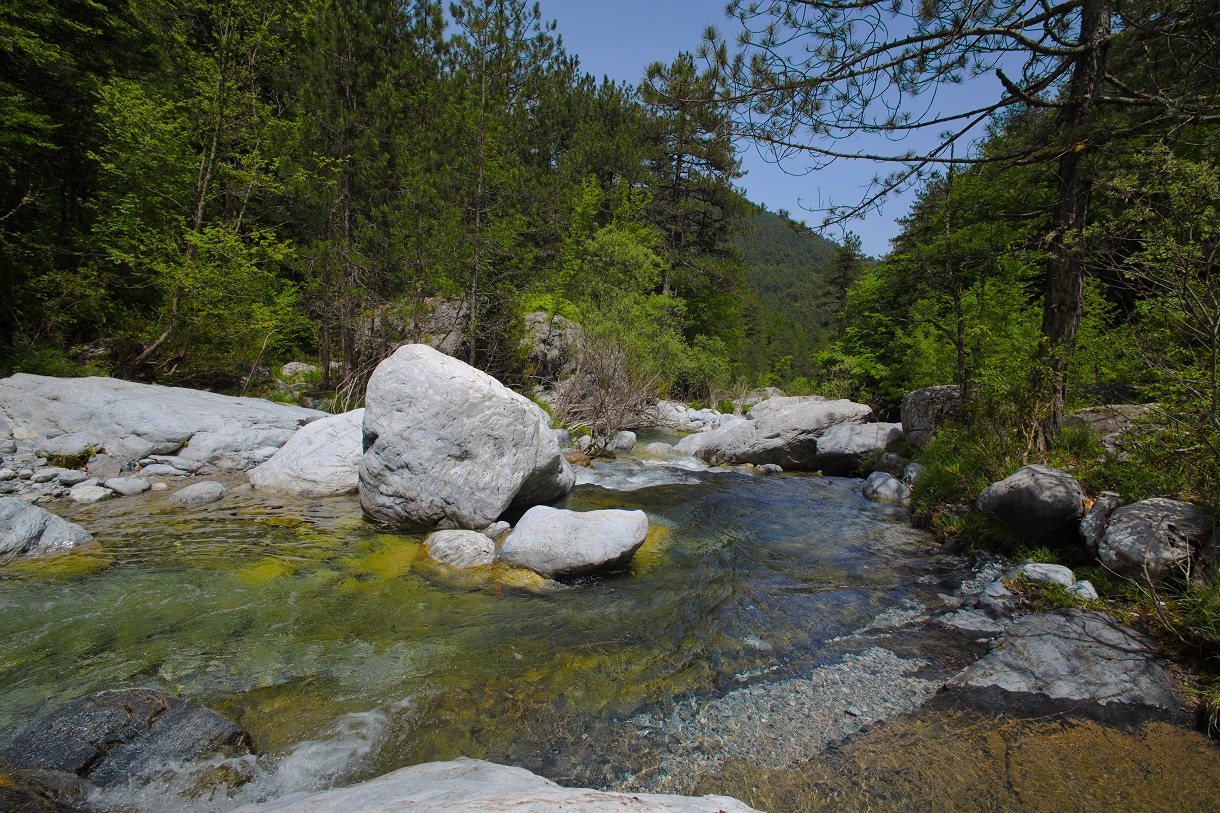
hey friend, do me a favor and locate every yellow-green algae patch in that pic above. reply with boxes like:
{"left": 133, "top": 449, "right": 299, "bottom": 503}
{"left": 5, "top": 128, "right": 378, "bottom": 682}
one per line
{"left": 693, "top": 708, "right": 1220, "bottom": 813}
{"left": 1, "top": 549, "right": 115, "bottom": 579}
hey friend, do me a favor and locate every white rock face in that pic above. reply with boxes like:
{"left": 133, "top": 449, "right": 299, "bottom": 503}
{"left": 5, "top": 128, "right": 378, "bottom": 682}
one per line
{"left": 499, "top": 505, "right": 648, "bottom": 578}
{"left": 678, "top": 398, "right": 872, "bottom": 470}
{"left": 359, "top": 345, "right": 574, "bottom": 530}
{"left": 424, "top": 530, "right": 496, "bottom": 569}
{"left": 249, "top": 409, "right": 364, "bottom": 497}
{"left": 0, "top": 497, "right": 95, "bottom": 556}
{"left": 814, "top": 422, "right": 903, "bottom": 475}
{"left": 227, "top": 757, "right": 759, "bottom": 813}
{"left": 0, "top": 373, "right": 322, "bottom": 470}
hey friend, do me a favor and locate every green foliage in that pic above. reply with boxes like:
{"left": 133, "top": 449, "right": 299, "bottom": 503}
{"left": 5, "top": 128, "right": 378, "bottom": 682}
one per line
{"left": 44, "top": 449, "right": 96, "bottom": 470}
{"left": 519, "top": 294, "right": 583, "bottom": 323}
{"left": 716, "top": 400, "right": 735, "bottom": 415}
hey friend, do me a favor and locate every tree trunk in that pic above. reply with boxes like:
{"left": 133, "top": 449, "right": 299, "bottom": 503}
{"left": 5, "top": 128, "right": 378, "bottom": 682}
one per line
{"left": 1035, "top": 0, "right": 1111, "bottom": 448}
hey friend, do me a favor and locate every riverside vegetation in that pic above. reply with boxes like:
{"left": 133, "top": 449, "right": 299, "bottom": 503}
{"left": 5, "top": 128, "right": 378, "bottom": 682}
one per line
{"left": 5, "top": 0, "right": 1220, "bottom": 809}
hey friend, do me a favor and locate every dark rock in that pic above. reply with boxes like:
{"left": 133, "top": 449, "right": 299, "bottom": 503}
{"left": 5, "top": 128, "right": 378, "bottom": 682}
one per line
{"left": 900, "top": 385, "right": 962, "bottom": 447}
{"left": 1080, "top": 491, "right": 1123, "bottom": 556}
{"left": 0, "top": 689, "right": 251, "bottom": 788}
{"left": 944, "top": 609, "right": 1181, "bottom": 725}
{"left": 976, "top": 464, "right": 1087, "bottom": 550}
{"left": 0, "top": 762, "right": 92, "bottom": 813}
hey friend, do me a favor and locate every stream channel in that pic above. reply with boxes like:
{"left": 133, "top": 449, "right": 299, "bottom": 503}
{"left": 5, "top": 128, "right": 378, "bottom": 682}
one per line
{"left": 2, "top": 430, "right": 1219, "bottom": 812}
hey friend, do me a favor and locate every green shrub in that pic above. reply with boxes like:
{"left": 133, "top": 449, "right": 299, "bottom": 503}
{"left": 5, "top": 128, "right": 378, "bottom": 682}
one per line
{"left": 716, "top": 400, "right": 735, "bottom": 415}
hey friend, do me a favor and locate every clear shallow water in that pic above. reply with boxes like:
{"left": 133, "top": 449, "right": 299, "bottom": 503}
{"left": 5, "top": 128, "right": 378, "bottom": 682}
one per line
{"left": 2, "top": 459, "right": 1217, "bottom": 812}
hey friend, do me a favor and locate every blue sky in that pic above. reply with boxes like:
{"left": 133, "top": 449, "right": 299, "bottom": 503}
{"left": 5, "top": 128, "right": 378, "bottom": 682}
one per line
{"left": 543, "top": 0, "right": 1005, "bottom": 257}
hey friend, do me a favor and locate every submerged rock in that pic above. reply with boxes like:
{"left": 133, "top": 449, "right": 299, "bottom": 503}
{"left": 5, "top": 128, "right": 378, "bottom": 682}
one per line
{"left": 0, "top": 497, "right": 94, "bottom": 557}
{"left": 227, "top": 757, "right": 759, "bottom": 813}
{"left": 1097, "top": 498, "right": 1212, "bottom": 584}
{"left": 976, "top": 465, "right": 1087, "bottom": 549}
{"left": 0, "top": 688, "right": 251, "bottom": 788}
{"left": 424, "top": 530, "right": 496, "bottom": 569}
{"left": 498, "top": 505, "right": 648, "bottom": 578}
{"left": 249, "top": 409, "right": 364, "bottom": 497}
{"left": 946, "top": 609, "right": 1180, "bottom": 723}
{"left": 0, "top": 373, "right": 322, "bottom": 471}
{"left": 359, "top": 345, "right": 574, "bottom": 530}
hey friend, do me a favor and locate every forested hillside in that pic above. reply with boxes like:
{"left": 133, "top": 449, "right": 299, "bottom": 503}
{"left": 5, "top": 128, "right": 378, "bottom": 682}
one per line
{"left": 0, "top": 0, "right": 754, "bottom": 400}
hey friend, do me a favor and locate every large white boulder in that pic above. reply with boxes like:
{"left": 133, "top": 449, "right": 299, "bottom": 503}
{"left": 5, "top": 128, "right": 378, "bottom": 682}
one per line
{"left": 0, "top": 373, "right": 322, "bottom": 470}
{"left": 679, "top": 398, "right": 872, "bottom": 470}
{"left": 498, "top": 505, "right": 648, "bottom": 578}
{"left": 249, "top": 409, "right": 364, "bottom": 496}
{"left": 227, "top": 757, "right": 759, "bottom": 813}
{"left": 0, "top": 497, "right": 95, "bottom": 557}
{"left": 815, "top": 422, "right": 903, "bottom": 475}
{"left": 359, "top": 345, "right": 574, "bottom": 530}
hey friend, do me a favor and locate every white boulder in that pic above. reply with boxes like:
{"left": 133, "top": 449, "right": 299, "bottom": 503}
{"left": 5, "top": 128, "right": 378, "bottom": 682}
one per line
{"left": 680, "top": 398, "right": 873, "bottom": 469}
{"left": 863, "top": 471, "right": 911, "bottom": 506}
{"left": 249, "top": 409, "right": 364, "bottom": 497}
{"left": 815, "top": 422, "right": 903, "bottom": 475}
{"left": 359, "top": 345, "right": 574, "bottom": 530}
{"left": 498, "top": 505, "right": 648, "bottom": 578}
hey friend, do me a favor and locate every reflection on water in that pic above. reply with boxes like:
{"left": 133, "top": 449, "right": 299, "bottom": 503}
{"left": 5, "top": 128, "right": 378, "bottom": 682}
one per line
{"left": 1, "top": 461, "right": 1217, "bottom": 812}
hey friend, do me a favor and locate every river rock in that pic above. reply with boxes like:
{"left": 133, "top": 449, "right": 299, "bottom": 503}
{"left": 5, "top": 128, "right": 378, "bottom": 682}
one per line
{"left": 815, "top": 422, "right": 903, "bottom": 475}
{"left": 104, "top": 477, "right": 150, "bottom": 497}
{"left": 359, "top": 345, "right": 574, "bottom": 530}
{"left": 946, "top": 609, "right": 1180, "bottom": 723}
{"left": 900, "top": 385, "right": 961, "bottom": 446}
{"left": 678, "top": 398, "right": 872, "bottom": 469}
{"left": 0, "top": 688, "right": 251, "bottom": 788}
{"left": 976, "top": 465, "right": 1087, "bottom": 549}
{"left": 0, "top": 497, "right": 95, "bottom": 557}
{"left": 249, "top": 409, "right": 364, "bottom": 497}
{"left": 227, "top": 757, "right": 759, "bottom": 813}
{"left": 0, "top": 762, "right": 93, "bottom": 813}
{"left": 498, "top": 505, "right": 648, "bottom": 578}
{"left": 68, "top": 484, "right": 112, "bottom": 504}
{"left": 1080, "top": 491, "right": 1123, "bottom": 555}
{"left": 642, "top": 442, "right": 676, "bottom": 455}
{"left": 140, "top": 463, "right": 190, "bottom": 477}
{"left": 862, "top": 471, "right": 911, "bottom": 505}
{"left": 424, "top": 530, "right": 496, "bottom": 569}
{"left": 1017, "top": 561, "right": 1075, "bottom": 588}
{"left": 1096, "top": 498, "right": 1212, "bottom": 583}
{"left": 903, "top": 462, "right": 927, "bottom": 486}
{"left": 1068, "top": 580, "right": 1099, "bottom": 600}
{"left": 0, "top": 373, "right": 322, "bottom": 471}
{"left": 607, "top": 430, "right": 637, "bottom": 452}
{"left": 169, "top": 481, "right": 226, "bottom": 505}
